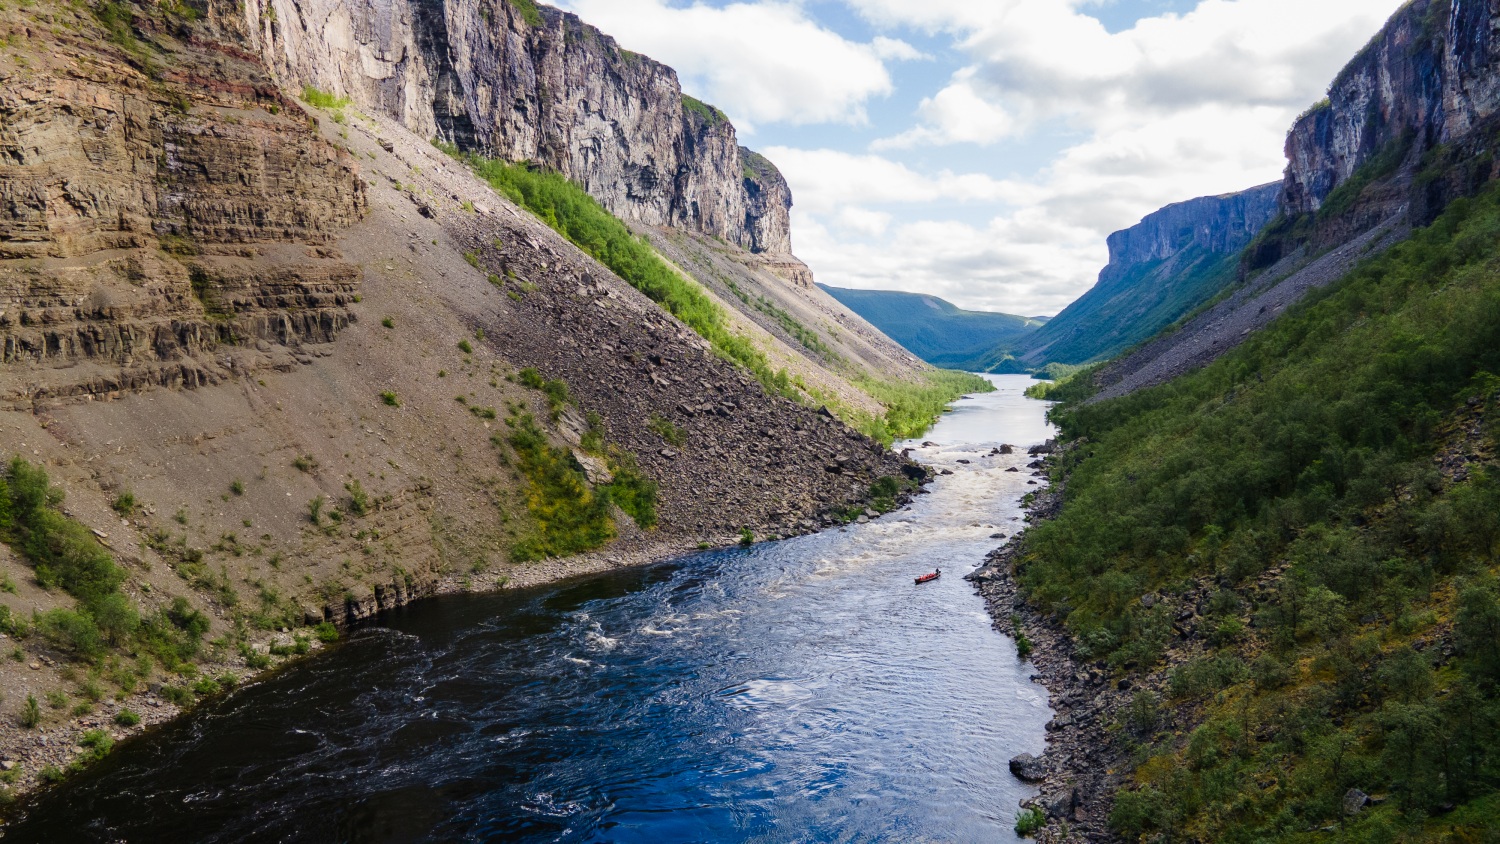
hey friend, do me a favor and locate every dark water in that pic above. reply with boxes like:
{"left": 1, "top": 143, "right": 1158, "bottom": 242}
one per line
{"left": 4, "top": 375, "right": 1054, "bottom": 843}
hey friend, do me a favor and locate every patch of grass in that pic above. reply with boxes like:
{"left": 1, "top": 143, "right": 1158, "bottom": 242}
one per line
{"left": 1014, "top": 807, "right": 1046, "bottom": 837}
{"left": 381, "top": 316, "right": 394, "bottom": 329}
{"left": 739, "top": 527, "right": 754, "bottom": 547}
{"left": 681, "top": 94, "right": 729, "bottom": 127}
{"left": 0, "top": 459, "right": 137, "bottom": 653}
{"left": 647, "top": 414, "right": 686, "bottom": 447}
{"left": 293, "top": 455, "right": 316, "bottom": 473}
{"left": 379, "top": 391, "right": 401, "bottom": 407}
{"left": 517, "top": 368, "right": 570, "bottom": 416}
{"left": 110, "top": 491, "right": 137, "bottom": 516}
{"left": 313, "top": 622, "right": 339, "bottom": 643}
{"left": 19, "top": 694, "right": 39, "bottom": 728}
{"left": 457, "top": 339, "right": 473, "bottom": 354}
{"left": 114, "top": 709, "right": 140, "bottom": 727}
{"left": 504, "top": 414, "right": 616, "bottom": 560}
{"left": 229, "top": 479, "right": 245, "bottom": 497}
{"left": 344, "top": 481, "right": 371, "bottom": 517}
{"left": 504, "top": 0, "right": 543, "bottom": 27}
{"left": 300, "top": 85, "right": 350, "bottom": 111}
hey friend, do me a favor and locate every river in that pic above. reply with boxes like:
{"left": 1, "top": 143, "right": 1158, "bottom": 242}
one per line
{"left": 3, "top": 374, "right": 1055, "bottom": 843}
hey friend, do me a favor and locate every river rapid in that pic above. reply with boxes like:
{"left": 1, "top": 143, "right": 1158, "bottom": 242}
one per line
{"left": 4, "top": 374, "right": 1056, "bottom": 843}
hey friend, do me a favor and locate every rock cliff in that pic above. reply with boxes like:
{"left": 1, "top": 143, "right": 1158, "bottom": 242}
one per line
{"left": 1282, "top": 0, "right": 1500, "bottom": 220}
{"left": 234, "top": 0, "right": 802, "bottom": 268}
{"left": 1004, "top": 183, "right": 1280, "bottom": 368}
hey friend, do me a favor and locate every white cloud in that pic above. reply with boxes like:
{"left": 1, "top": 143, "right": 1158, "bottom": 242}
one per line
{"left": 761, "top": 147, "right": 1028, "bottom": 212}
{"left": 873, "top": 70, "right": 1018, "bottom": 149}
{"left": 552, "top": 0, "right": 914, "bottom": 129}
{"left": 800, "top": 0, "right": 1407, "bottom": 315}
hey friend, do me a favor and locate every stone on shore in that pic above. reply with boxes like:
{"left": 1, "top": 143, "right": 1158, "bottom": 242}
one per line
{"left": 1010, "top": 752, "right": 1047, "bottom": 782}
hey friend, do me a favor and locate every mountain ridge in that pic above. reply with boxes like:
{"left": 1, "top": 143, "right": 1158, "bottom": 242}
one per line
{"left": 817, "top": 285, "right": 1047, "bottom": 370}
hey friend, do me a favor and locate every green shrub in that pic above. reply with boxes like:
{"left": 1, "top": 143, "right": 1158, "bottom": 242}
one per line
{"left": 110, "top": 491, "right": 137, "bottom": 515}
{"left": 114, "top": 709, "right": 141, "bottom": 727}
{"left": 457, "top": 339, "right": 473, "bottom": 354}
{"left": 344, "top": 480, "right": 371, "bottom": 517}
{"left": 379, "top": 391, "right": 401, "bottom": 407}
{"left": 19, "top": 694, "right": 39, "bottom": 728}
{"left": 1, "top": 459, "right": 130, "bottom": 627}
{"left": 1014, "top": 806, "right": 1046, "bottom": 837}
{"left": 314, "top": 621, "right": 339, "bottom": 643}
{"left": 739, "top": 527, "right": 754, "bottom": 547}
{"left": 506, "top": 414, "right": 615, "bottom": 558}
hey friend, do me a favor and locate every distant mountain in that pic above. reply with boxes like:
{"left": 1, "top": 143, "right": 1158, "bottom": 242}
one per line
{"left": 818, "top": 286, "right": 1047, "bottom": 369}
{"left": 1003, "top": 183, "right": 1281, "bottom": 368}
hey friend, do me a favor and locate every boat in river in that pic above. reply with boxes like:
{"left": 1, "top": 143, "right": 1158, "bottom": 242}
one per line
{"left": 914, "top": 569, "right": 941, "bottom": 584}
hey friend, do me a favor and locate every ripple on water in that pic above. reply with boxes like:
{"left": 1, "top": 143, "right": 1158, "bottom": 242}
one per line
{"left": 3, "top": 375, "right": 1055, "bottom": 844}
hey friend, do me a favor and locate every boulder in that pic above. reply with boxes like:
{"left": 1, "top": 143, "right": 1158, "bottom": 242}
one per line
{"left": 1009, "top": 753, "right": 1047, "bottom": 783}
{"left": 1343, "top": 789, "right": 1369, "bottom": 816}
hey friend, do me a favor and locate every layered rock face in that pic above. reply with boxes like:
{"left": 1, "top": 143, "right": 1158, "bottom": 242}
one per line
{"left": 238, "top": 0, "right": 801, "bottom": 266}
{"left": 1008, "top": 183, "right": 1280, "bottom": 367}
{"left": 1283, "top": 0, "right": 1500, "bottom": 217}
{"left": 1100, "top": 185, "right": 1281, "bottom": 278}
{"left": 0, "top": 7, "right": 367, "bottom": 403}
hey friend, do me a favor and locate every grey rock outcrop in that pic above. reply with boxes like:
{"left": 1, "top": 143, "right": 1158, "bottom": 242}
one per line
{"left": 1282, "top": 0, "right": 1500, "bottom": 217}
{"left": 1100, "top": 185, "right": 1281, "bottom": 273}
{"left": 234, "top": 0, "right": 802, "bottom": 266}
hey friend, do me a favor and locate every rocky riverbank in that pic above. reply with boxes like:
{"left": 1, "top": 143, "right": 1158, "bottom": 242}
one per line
{"left": 968, "top": 442, "right": 1128, "bottom": 843}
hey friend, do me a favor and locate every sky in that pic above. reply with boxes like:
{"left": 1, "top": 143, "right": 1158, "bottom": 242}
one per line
{"left": 549, "top": 0, "right": 1407, "bottom": 317}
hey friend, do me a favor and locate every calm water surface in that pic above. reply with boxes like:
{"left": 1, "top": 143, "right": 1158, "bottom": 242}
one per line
{"left": 5, "top": 374, "right": 1054, "bottom": 843}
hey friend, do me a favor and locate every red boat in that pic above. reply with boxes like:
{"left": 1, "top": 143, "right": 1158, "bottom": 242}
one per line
{"left": 915, "top": 568, "right": 941, "bottom": 584}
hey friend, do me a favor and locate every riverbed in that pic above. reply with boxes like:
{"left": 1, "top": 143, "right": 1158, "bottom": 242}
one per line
{"left": 4, "top": 374, "right": 1055, "bottom": 843}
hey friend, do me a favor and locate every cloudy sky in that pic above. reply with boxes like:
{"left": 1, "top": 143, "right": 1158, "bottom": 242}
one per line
{"left": 551, "top": 0, "right": 1406, "bottom": 317}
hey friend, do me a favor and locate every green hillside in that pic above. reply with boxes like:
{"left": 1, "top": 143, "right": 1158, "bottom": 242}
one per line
{"left": 819, "top": 285, "right": 1046, "bottom": 370}
{"left": 1022, "top": 182, "right": 1500, "bottom": 841}
{"left": 1010, "top": 246, "right": 1239, "bottom": 367}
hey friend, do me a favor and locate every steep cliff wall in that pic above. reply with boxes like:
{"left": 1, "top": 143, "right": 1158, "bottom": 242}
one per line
{"left": 1006, "top": 183, "right": 1280, "bottom": 367}
{"left": 234, "top": 0, "right": 801, "bottom": 267}
{"left": 1282, "top": 0, "right": 1500, "bottom": 220}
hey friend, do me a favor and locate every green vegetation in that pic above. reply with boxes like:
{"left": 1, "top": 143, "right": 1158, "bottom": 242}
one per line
{"left": 1021, "top": 180, "right": 1500, "bottom": 841}
{"left": 504, "top": 0, "right": 543, "bottom": 27}
{"left": 851, "top": 370, "right": 995, "bottom": 446}
{"left": 738, "top": 527, "right": 754, "bottom": 547}
{"left": 435, "top": 143, "right": 801, "bottom": 401}
{"left": 379, "top": 391, "right": 401, "bottom": 407}
{"left": 114, "top": 709, "right": 141, "bottom": 727}
{"left": 457, "top": 339, "right": 473, "bottom": 354}
{"left": 0, "top": 459, "right": 135, "bottom": 652}
{"left": 110, "top": 491, "right": 137, "bottom": 516}
{"left": 18, "top": 694, "right": 38, "bottom": 729}
{"left": 647, "top": 413, "right": 686, "bottom": 447}
{"left": 314, "top": 621, "right": 339, "bottom": 643}
{"left": 518, "top": 367, "right": 571, "bottom": 416}
{"left": 681, "top": 94, "right": 729, "bottom": 126}
{"left": 504, "top": 413, "right": 616, "bottom": 560}
{"left": 300, "top": 85, "right": 350, "bottom": 111}
{"left": 1014, "top": 807, "right": 1046, "bottom": 837}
